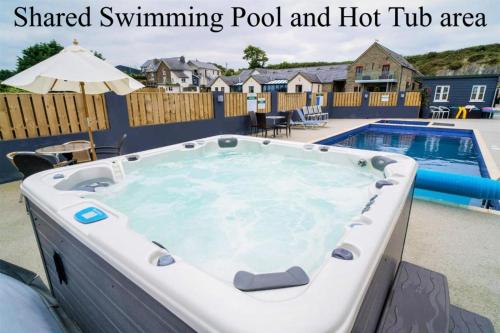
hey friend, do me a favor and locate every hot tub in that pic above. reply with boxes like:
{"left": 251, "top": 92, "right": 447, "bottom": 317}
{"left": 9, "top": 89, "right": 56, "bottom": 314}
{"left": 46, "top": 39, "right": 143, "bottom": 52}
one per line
{"left": 22, "top": 135, "right": 416, "bottom": 333}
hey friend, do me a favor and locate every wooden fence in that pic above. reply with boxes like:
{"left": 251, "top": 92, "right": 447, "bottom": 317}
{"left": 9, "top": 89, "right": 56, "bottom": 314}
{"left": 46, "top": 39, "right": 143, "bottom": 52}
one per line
{"left": 224, "top": 93, "right": 271, "bottom": 117}
{"left": 0, "top": 93, "right": 108, "bottom": 140}
{"left": 126, "top": 92, "right": 214, "bottom": 127}
{"left": 311, "top": 93, "right": 328, "bottom": 106}
{"left": 277, "top": 93, "right": 307, "bottom": 112}
{"left": 404, "top": 91, "right": 422, "bottom": 107}
{"left": 368, "top": 92, "right": 398, "bottom": 107}
{"left": 333, "top": 92, "right": 362, "bottom": 107}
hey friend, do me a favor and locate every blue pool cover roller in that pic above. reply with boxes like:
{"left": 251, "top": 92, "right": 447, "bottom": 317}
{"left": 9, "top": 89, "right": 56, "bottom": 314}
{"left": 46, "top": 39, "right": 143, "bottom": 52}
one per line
{"left": 416, "top": 169, "right": 500, "bottom": 200}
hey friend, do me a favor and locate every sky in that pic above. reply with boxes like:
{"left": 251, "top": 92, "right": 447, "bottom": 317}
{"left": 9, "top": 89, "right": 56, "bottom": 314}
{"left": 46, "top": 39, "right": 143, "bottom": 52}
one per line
{"left": 0, "top": 0, "right": 498, "bottom": 70}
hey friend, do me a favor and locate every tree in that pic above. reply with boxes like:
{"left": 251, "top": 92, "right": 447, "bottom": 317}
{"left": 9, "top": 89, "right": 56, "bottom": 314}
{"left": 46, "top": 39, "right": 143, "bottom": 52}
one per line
{"left": 16, "top": 40, "right": 63, "bottom": 72}
{"left": 243, "top": 45, "right": 269, "bottom": 69}
{"left": 15, "top": 40, "right": 106, "bottom": 73}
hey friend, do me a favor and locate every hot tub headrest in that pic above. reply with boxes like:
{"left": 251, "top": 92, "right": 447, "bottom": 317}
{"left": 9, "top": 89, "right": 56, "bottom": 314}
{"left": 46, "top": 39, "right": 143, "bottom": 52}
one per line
{"left": 371, "top": 156, "right": 397, "bottom": 171}
{"left": 218, "top": 137, "right": 238, "bottom": 148}
{"left": 233, "top": 266, "right": 309, "bottom": 292}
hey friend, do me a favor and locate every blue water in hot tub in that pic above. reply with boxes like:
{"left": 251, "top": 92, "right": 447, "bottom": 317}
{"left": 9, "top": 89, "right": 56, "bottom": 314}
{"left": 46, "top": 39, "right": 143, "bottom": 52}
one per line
{"left": 317, "top": 124, "right": 493, "bottom": 208}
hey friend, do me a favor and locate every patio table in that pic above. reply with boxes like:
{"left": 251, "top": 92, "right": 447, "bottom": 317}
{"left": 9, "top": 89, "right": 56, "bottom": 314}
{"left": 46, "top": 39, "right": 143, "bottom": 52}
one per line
{"left": 266, "top": 115, "right": 286, "bottom": 137}
{"left": 36, "top": 142, "right": 91, "bottom": 163}
{"left": 266, "top": 115, "right": 285, "bottom": 125}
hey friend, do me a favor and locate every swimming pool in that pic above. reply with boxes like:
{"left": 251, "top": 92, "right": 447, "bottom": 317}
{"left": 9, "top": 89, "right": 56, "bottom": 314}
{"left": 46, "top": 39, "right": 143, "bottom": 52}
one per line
{"left": 317, "top": 124, "right": 492, "bottom": 207}
{"left": 22, "top": 135, "right": 416, "bottom": 332}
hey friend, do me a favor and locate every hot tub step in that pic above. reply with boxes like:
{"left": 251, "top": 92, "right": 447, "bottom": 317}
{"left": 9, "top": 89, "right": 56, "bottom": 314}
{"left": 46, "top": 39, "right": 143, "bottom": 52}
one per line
{"left": 377, "top": 261, "right": 450, "bottom": 333}
{"left": 449, "top": 305, "right": 495, "bottom": 333}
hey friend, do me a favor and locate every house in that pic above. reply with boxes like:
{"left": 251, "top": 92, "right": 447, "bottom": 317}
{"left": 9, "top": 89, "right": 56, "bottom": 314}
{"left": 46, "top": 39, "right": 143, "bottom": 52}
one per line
{"left": 209, "top": 65, "right": 347, "bottom": 93}
{"left": 287, "top": 66, "right": 348, "bottom": 93}
{"left": 141, "top": 56, "right": 197, "bottom": 92}
{"left": 345, "top": 42, "right": 421, "bottom": 93}
{"left": 208, "top": 42, "right": 422, "bottom": 94}
{"left": 209, "top": 70, "right": 253, "bottom": 92}
{"left": 188, "top": 60, "right": 221, "bottom": 91}
{"left": 421, "top": 74, "right": 500, "bottom": 117}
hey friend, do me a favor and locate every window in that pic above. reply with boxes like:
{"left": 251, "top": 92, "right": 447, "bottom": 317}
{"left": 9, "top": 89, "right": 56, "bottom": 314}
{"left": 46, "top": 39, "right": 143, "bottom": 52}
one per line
{"left": 354, "top": 85, "right": 361, "bottom": 92}
{"left": 382, "top": 64, "right": 390, "bottom": 74}
{"left": 470, "top": 85, "right": 486, "bottom": 102}
{"left": 181, "top": 78, "right": 186, "bottom": 83}
{"left": 433, "top": 85, "right": 450, "bottom": 102}
{"left": 214, "top": 87, "right": 219, "bottom": 91}
{"left": 295, "top": 85, "right": 303, "bottom": 93}
{"left": 221, "top": 87, "right": 225, "bottom": 92}
{"left": 249, "top": 86, "right": 254, "bottom": 93}
{"left": 355, "top": 66, "right": 363, "bottom": 75}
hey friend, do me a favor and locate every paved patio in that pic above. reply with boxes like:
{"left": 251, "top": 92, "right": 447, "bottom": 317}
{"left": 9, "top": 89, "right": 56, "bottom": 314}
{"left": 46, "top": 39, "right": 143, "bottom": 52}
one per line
{"left": 1, "top": 117, "right": 499, "bottom": 329}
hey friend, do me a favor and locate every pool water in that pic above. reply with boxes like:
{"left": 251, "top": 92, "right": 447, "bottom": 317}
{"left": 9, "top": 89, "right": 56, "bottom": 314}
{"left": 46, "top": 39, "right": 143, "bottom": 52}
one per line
{"left": 317, "top": 125, "right": 489, "bottom": 207}
{"left": 90, "top": 149, "right": 378, "bottom": 282}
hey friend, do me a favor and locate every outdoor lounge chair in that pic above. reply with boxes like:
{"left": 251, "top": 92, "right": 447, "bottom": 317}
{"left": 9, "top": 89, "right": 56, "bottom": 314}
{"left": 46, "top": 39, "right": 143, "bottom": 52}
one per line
{"left": 95, "top": 134, "right": 127, "bottom": 159}
{"left": 291, "top": 109, "right": 326, "bottom": 128}
{"left": 314, "top": 105, "right": 329, "bottom": 120}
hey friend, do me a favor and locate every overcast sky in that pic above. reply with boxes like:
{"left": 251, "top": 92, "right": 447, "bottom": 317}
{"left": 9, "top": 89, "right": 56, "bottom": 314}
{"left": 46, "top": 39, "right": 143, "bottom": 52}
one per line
{"left": 0, "top": 0, "right": 498, "bottom": 70}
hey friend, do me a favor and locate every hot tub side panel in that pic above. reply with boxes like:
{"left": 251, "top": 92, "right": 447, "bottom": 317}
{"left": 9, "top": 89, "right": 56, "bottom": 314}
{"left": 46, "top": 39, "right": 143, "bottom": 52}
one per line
{"left": 351, "top": 184, "right": 414, "bottom": 333}
{"left": 26, "top": 200, "right": 195, "bottom": 333}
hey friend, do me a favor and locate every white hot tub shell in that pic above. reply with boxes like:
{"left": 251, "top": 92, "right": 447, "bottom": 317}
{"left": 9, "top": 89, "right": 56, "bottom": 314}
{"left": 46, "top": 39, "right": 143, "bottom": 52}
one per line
{"left": 22, "top": 135, "right": 417, "bottom": 333}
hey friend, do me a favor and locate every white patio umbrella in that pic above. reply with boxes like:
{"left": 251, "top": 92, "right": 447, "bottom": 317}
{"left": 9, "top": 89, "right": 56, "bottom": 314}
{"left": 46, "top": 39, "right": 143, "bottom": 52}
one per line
{"left": 2, "top": 39, "right": 144, "bottom": 160}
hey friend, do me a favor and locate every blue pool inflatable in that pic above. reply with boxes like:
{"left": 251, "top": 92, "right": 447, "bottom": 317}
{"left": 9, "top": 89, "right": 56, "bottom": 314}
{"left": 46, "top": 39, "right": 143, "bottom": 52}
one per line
{"left": 416, "top": 169, "right": 500, "bottom": 200}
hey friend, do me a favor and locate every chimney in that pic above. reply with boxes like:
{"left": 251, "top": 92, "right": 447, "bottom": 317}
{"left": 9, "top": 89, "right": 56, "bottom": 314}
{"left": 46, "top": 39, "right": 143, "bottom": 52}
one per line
{"left": 154, "top": 58, "right": 160, "bottom": 65}
{"left": 180, "top": 56, "right": 186, "bottom": 63}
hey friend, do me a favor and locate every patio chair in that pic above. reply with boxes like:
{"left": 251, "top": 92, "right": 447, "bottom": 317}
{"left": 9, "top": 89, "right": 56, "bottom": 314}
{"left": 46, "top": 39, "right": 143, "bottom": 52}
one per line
{"left": 255, "top": 113, "right": 276, "bottom": 138}
{"left": 95, "top": 134, "right": 127, "bottom": 159}
{"left": 248, "top": 111, "right": 260, "bottom": 135}
{"left": 438, "top": 106, "right": 450, "bottom": 119}
{"left": 12, "top": 153, "right": 55, "bottom": 179}
{"left": 291, "top": 109, "right": 326, "bottom": 129}
{"left": 274, "top": 111, "right": 293, "bottom": 137}
{"left": 429, "top": 106, "right": 442, "bottom": 119}
{"left": 63, "top": 140, "right": 91, "bottom": 163}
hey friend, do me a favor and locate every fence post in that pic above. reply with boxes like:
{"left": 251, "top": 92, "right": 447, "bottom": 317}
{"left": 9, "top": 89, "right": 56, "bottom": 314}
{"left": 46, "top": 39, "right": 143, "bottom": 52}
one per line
{"left": 397, "top": 91, "right": 405, "bottom": 108}
{"left": 212, "top": 92, "right": 225, "bottom": 120}
{"left": 102, "top": 93, "right": 131, "bottom": 143}
{"left": 270, "top": 92, "right": 278, "bottom": 114}
{"left": 328, "top": 92, "right": 334, "bottom": 117}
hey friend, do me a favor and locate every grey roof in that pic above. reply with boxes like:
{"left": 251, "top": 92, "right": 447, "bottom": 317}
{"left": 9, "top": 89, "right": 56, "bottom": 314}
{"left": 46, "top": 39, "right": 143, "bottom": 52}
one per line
{"left": 141, "top": 57, "right": 191, "bottom": 73}
{"left": 163, "top": 57, "right": 191, "bottom": 71}
{"left": 375, "top": 42, "right": 420, "bottom": 73}
{"left": 188, "top": 60, "right": 219, "bottom": 71}
{"left": 172, "top": 70, "right": 189, "bottom": 79}
{"left": 209, "top": 64, "right": 348, "bottom": 87}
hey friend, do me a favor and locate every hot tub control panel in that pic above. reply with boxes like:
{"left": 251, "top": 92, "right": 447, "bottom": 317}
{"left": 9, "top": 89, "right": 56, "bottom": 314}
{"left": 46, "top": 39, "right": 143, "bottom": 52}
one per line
{"left": 74, "top": 207, "right": 108, "bottom": 224}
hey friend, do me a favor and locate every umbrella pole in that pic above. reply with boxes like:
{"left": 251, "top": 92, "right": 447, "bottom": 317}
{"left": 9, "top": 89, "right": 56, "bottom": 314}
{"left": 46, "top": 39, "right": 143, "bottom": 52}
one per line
{"left": 80, "top": 82, "right": 97, "bottom": 161}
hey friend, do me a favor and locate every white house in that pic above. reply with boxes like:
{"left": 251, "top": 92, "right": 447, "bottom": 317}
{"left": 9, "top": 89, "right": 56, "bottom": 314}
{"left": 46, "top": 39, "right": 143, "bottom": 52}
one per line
{"left": 188, "top": 60, "right": 221, "bottom": 91}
